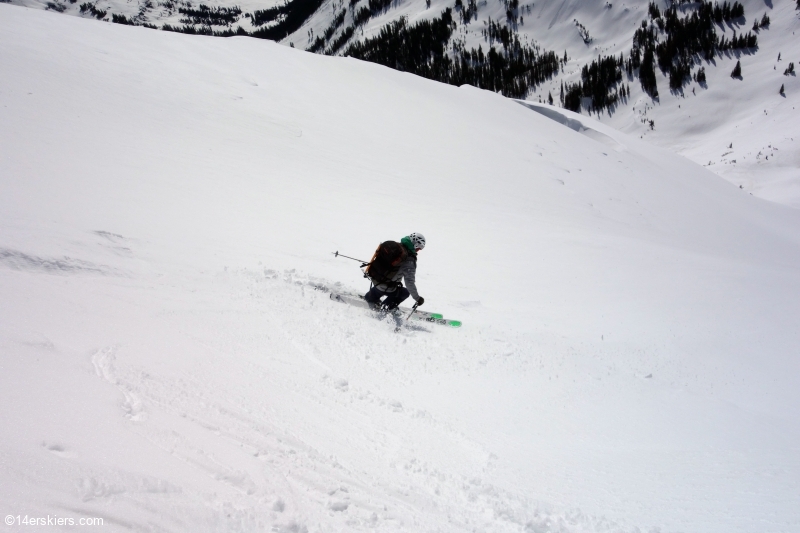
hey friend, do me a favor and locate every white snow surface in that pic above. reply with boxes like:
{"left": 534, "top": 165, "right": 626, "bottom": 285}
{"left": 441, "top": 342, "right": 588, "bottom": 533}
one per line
{"left": 1, "top": 5, "right": 800, "bottom": 532}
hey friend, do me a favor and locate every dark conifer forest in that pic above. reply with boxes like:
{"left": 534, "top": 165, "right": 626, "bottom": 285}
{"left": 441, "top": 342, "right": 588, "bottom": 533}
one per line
{"left": 178, "top": 4, "right": 241, "bottom": 26}
{"left": 638, "top": 1, "right": 757, "bottom": 93}
{"left": 248, "top": 0, "right": 326, "bottom": 40}
{"left": 343, "top": 9, "right": 561, "bottom": 99}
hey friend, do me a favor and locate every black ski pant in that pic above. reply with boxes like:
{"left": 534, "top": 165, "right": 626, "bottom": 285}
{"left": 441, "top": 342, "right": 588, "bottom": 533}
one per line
{"left": 364, "top": 286, "right": 410, "bottom": 310}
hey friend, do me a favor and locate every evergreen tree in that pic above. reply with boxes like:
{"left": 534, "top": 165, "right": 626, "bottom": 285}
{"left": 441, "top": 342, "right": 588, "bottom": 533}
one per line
{"left": 640, "top": 47, "right": 658, "bottom": 97}
{"left": 669, "top": 62, "right": 691, "bottom": 90}
{"left": 731, "top": 60, "right": 741, "bottom": 78}
{"left": 579, "top": 55, "right": 623, "bottom": 110}
{"left": 779, "top": 83, "right": 785, "bottom": 95}
{"left": 696, "top": 67, "right": 706, "bottom": 84}
{"left": 548, "top": 91, "right": 554, "bottom": 105}
{"left": 563, "top": 84, "right": 582, "bottom": 112}
{"left": 648, "top": 1, "right": 660, "bottom": 20}
{"left": 111, "top": 13, "right": 135, "bottom": 24}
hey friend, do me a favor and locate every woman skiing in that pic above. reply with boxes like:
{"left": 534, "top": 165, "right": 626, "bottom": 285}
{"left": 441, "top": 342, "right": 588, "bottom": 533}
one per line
{"left": 363, "top": 233, "right": 426, "bottom": 311}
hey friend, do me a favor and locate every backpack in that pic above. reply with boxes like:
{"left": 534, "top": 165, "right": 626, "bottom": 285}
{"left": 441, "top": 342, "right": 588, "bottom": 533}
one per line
{"left": 364, "top": 241, "right": 407, "bottom": 288}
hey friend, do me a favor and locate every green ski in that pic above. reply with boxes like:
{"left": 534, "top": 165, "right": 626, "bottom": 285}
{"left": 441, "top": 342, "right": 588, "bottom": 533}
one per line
{"left": 329, "top": 293, "right": 461, "bottom": 328}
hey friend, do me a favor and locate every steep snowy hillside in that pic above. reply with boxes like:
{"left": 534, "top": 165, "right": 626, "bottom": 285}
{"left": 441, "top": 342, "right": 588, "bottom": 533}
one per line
{"left": 10, "top": 0, "right": 800, "bottom": 208}
{"left": 2, "top": 4, "right": 800, "bottom": 532}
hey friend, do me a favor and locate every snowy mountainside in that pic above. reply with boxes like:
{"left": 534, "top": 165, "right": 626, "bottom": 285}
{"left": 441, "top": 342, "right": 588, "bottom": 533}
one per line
{"left": 293, "top": 0, "right": 800, "bottom": 208}
{"left": 9, "top": 0, "right": 800, "bottom": 208}
{"left": 2, "top": 4, "right": 800, "bottom": 532}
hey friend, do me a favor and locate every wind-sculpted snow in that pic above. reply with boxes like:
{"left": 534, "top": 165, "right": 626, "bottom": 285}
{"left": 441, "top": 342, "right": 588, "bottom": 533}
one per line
{"left": 1, "top": 6, "right": 799, "bottom": 532}
{"left": 0, "top": 248, "right": 111, "bottom": 274}
{"left": 516, "top": 101, "right": 627, "bottom": 152}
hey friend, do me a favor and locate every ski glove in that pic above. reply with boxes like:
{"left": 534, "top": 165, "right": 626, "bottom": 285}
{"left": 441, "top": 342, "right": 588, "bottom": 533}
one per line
{"left": 416, "top": 297, "right": 424, "bottom": 306}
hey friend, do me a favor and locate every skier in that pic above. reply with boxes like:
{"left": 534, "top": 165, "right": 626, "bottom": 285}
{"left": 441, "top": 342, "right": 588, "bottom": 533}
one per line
{"left": 364, "top": 233, "right": 426, "bottom": 311}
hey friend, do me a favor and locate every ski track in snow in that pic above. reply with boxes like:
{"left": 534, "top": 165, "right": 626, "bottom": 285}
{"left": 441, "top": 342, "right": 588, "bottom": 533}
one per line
{"left": 1, "top": 242, "right": 798, "bottom": 531}
{"left": 3, "top": 260, "right": 786, "bottom": 532}
{"left": 29, "top": 265, "right": 644, "bottom": 532}
{"left": 92, "top": 346, "right": 145, "bottom": 421}
{"left": 0, "top": 255, "right": 721, "bottom": 531}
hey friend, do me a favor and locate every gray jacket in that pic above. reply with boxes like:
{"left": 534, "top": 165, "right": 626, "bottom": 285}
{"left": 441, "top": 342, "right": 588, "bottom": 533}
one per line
{"left": 375, "top": 255, "right": 420, "bottom": 300}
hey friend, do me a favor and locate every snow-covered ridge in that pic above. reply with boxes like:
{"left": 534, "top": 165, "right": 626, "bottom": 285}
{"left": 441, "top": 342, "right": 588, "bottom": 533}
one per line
{"left": 10, "top": 0, "right": 800, "bottom": 208}
{"left": 3, "top": 4, "right": 800, "bottom": 531}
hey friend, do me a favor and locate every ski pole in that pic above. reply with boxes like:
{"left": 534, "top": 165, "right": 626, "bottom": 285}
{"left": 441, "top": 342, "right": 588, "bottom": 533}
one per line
{"left": 405, "top": 303, "right": 419, "bottom": 323}
{"left": 332, "top": 251, "right": 368, "bottom": 266}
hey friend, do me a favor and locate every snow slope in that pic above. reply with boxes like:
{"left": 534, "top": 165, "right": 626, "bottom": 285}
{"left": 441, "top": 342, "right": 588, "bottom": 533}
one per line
{"left": 292, "top": 0, "right": 800, "bottom": 208}
{"left": 2, "top": 4, "right": 800, "bottom": 532}
{"left": 10, "top": 0, "right": 800, "bottom": 207}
